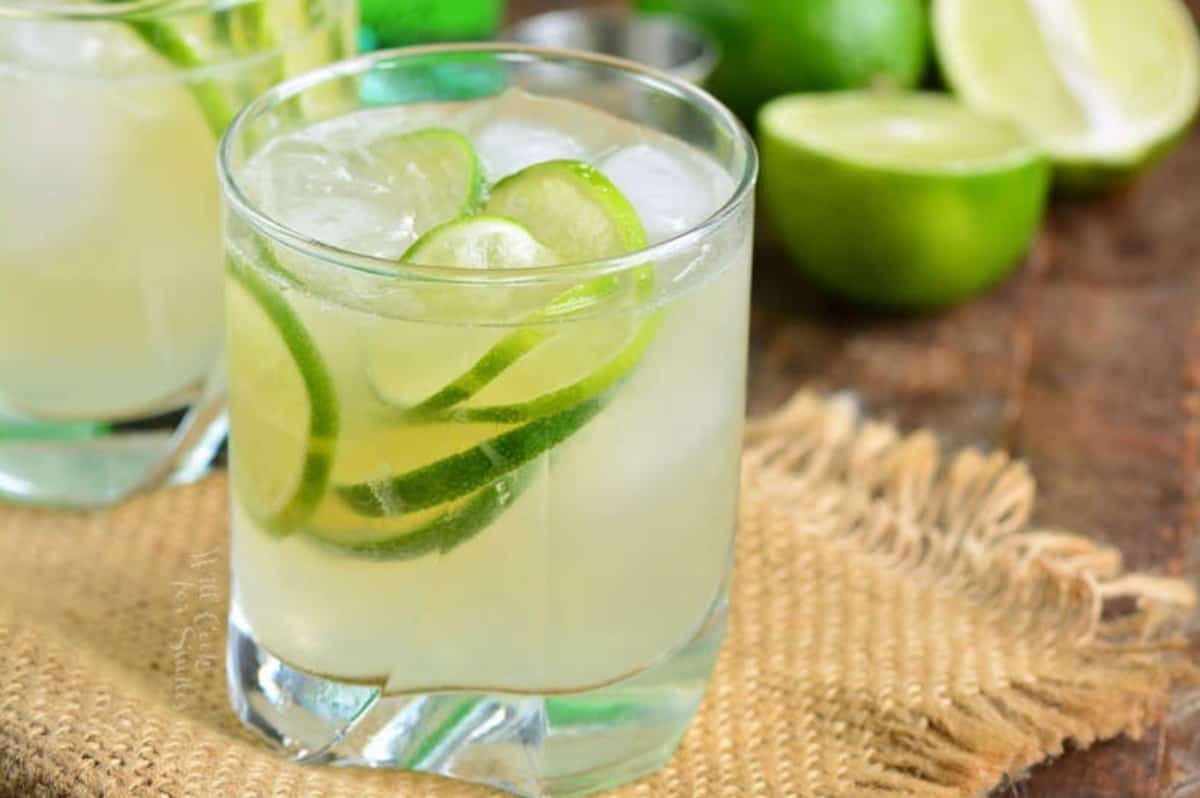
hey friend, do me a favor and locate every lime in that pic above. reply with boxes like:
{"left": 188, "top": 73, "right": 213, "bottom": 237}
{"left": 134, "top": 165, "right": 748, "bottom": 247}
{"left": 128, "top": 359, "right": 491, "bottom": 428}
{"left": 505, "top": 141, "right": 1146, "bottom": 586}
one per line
{"left": 402, "top": 215, "right": 560, "bottom": 269}
{"left": 337, "top": 393, "right": 611, "bottom": 518}
{"left": 307, "top": 466, "right": 536, "bottom": 561}
{"left": 367, "top": 127, "right": 485, "bottom": 234}
{"left": 638, "top": 0, "right": 929, "bottom": 121}
{"left": 485, "top": 160, "right": 647, "bottom": 261}
{"left": 443, "top": 317, "right": 662, "bottom": 424}
{"left": 226, "top": 253, "right": 338, "bottom": 533}
{"left": 360, "top": 0, "right": 501, "bottom": 47}
{"left": 934, "top": 0, "right": 1200, "bottom": 192}
{"left": 387, "top": 160, "right": 650, "bottom": 419}
{"left": 338, "top": 159, "right": 658, "bottom": 526}
{"left": 759, "top": 91, "right": 1050, "bottom": 308}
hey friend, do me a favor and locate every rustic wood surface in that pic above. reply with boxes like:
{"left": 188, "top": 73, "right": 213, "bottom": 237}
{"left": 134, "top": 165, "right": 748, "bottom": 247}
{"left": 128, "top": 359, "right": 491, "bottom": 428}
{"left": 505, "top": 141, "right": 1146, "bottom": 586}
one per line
{"left": 506, "top": 0, "right": 1200, "bottom": 795}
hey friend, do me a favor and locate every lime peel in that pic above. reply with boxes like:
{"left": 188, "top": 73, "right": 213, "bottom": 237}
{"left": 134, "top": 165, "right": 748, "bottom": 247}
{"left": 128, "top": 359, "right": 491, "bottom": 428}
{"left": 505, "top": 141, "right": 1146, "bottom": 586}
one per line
{"left": 337, "top": 392, "right": 610, "bottom": 518}
{"left": 306, "top": 464, "right": 535, "bottom": 560}
{"left": 227, "top": 249, "right": 339, "bottom": 533}
{"left": 759, "top": 91, "right": 1050, "bottom": 308}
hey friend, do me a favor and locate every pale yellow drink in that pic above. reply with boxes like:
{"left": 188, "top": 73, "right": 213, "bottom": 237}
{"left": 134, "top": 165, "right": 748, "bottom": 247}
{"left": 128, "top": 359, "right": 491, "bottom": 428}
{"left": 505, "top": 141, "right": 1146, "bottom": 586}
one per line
{"left": 227, "top": 91, "right": 752, "bottom": 693}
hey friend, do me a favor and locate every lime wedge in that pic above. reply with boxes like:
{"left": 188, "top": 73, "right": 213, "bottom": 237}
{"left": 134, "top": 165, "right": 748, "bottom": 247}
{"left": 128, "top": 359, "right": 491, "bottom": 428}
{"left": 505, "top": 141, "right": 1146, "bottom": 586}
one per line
{"left": 934, "top": 0, "right": 1200, "bottom": 191}
{"left": 403, "top": 215, "right": 560, "bottom": 269}
{"left": 485, "top": 159, "right": 646, "bottom": 261}
{"left": 759, "top": 91, "right": 1050, "bottom": 307}
{"left": 368, "top": 127, "right": 485, "bottom": 233}
{"left": 227, "top": 253, "right": 338, "bottom": 533}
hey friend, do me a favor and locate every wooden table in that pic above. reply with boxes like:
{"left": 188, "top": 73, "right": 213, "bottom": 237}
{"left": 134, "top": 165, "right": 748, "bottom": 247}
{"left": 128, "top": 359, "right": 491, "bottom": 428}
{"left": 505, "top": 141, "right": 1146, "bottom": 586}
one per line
{"left": 508, "top": 1, "right": 1200, "bottom": 794}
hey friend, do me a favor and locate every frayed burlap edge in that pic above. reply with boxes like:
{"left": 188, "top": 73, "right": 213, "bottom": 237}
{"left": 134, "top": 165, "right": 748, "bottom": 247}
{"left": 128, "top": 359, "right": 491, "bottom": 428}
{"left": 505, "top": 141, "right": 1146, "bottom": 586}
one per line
{"left": 0, "top": 390, "right": 1195, "bottom": 798}
{"left": 741, "top": 392, "right": 1198, "bottom": 796}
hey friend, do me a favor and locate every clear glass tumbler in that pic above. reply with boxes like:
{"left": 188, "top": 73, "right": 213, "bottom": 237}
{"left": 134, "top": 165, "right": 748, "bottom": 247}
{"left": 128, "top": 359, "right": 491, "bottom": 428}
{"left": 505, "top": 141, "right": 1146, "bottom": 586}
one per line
{"left": 0, "top": 0, "right": 356, "bottom": 507}
{"left": 220, "top": 45, "right": 756, "bottom": 796}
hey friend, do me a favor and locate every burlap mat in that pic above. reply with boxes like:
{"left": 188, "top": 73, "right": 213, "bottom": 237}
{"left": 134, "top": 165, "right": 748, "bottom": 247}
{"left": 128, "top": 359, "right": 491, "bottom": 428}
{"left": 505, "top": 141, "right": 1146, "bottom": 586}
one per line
{"left": 0, "top": 391, "right": 1195, "bottom": 797}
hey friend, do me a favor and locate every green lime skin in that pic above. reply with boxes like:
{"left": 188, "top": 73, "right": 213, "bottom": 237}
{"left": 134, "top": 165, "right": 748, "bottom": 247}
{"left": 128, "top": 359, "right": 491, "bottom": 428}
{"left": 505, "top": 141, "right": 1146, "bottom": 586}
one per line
{"left": 760, "top": 125, "right": 1051, "bottom": 309}
{"left": 361, "top": 0, "right": 502, "bottom": 46}
{"left": 638, "top": 0, "right": 929, "bottom": 121}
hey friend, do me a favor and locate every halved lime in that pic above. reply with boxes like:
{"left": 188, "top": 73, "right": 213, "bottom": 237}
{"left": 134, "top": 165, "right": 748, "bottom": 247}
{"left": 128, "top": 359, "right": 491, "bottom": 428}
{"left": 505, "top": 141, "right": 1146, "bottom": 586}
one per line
{"left": 759, "top": 91, "right": 1050, "bottom": 308}
{"left": 367, "top": 127, "right": 485, "bottom": 233}
{"left": 226, "top": 253, "right": 338, "bottom": 533}
{"left": 934, "top": 0, "right": 1200, "bottom": 191}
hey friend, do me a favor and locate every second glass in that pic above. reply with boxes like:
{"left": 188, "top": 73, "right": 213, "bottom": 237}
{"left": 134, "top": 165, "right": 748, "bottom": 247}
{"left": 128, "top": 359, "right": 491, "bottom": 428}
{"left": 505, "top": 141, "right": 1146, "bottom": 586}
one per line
{"left": 0, "top": 0, "right": 356, "bottom": 506}
{"left": 220, "top": 46, "right": 756, "bottom": 796}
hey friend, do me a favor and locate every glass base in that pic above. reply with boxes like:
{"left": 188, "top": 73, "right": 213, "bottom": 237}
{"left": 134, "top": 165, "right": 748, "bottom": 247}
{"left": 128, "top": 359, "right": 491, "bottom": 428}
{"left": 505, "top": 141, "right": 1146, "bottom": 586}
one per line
{"left": 227, "top": 600, "right": 726, "bottom": 797}
{"left": 0, "top": 379, "right": 227, "bottom": 509}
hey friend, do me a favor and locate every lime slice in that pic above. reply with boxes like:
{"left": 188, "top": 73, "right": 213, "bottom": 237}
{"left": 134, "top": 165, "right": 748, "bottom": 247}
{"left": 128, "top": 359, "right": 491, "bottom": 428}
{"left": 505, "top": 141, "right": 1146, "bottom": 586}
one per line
{"left": 934, "top": 0, "right": 1200, "bottom": 191}
{"left": 386, "top": 160, "right": 650, "bottom": 419}
{"left": 403, "top": 215, "right": 560, "bottom": 269}
{"left": 227, "top": 253, "right": 338, "bottom": 532}
{"left": 424, "top": 314, "right": 662, "bottom": 424}
{"left": 337, "top": 393, "right": 610, "bottom": 518}
{"left": 305, "top": 465, "right": 534, "bottom": 560}
{"left": 637, "top": 0, "right": 929, "bottom": 121}
{"left": 339, "top": 158, "right": 658, "bottom": 527}
{"left": 759, "top": 91, "right": 1050, "bottom": 308}
{"left": 368, "top": 127, "right": 485, "bottom": 233}
{"left": 485, "top": 159, "right": 646, "bottom": 261}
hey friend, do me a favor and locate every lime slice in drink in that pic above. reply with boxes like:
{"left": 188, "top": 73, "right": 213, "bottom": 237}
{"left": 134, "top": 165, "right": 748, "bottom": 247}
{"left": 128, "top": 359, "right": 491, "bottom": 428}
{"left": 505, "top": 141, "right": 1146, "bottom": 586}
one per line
{"left": 378, "top": 160, "right": 650, "bottom": 419}
{"left": 485, "top": 159, "right": 646, "bottom": 260}
{"left": 367, "top": 127, "right": 485, "bottom": 233}
{"left": 337, "top": 159, "right": 657, "bottom": 529}
{"left": 306, "top": 464, "right": 536, "bottom": 560}
{"left": 403, "top": 215, "right": 560, "bottom": 269}
{"left": 638, "top": 0, "right": 929, "bottom": 121}
{"left": 227, "top": 255, "right": 338, "bottom": 533}
{"left": 366, "top": 215, "right": 562, "bottom": 409}
{"left": 759, "top": 91, "right": 1050, "bottom": 308}
{"left": 336, "top": 392, "right": 612, "bottom": 518}
{"left": 934, "top": 0, "right": 1200, "bottom": 192}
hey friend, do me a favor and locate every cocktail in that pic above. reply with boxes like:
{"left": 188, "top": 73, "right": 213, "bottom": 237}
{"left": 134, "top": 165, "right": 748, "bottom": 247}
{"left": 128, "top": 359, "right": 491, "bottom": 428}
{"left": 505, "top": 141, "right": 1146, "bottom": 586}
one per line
{"left": 220, "top": 46, "right": 756, "bottom": 796}
{"left": 0, "top": 0, "right": 355, "bottom": 506}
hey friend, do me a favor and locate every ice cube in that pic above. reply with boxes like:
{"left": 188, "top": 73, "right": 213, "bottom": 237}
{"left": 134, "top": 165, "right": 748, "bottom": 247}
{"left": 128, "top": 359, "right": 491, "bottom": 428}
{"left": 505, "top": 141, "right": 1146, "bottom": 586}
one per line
{"left": 247, "top": 137, "right": 416, "bottom": 258}
{"left": 475, "top": 120, "right": 586, "bottom": 181}
{"left": 598, "top": 144, "right": 728, "bottom": 244}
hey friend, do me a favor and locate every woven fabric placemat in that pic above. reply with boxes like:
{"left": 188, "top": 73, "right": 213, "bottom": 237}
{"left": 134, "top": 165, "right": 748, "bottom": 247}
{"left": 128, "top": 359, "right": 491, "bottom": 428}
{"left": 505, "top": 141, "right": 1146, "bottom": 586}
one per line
{"left": 0, "top": 391, "right": 1195, "bottom": 797}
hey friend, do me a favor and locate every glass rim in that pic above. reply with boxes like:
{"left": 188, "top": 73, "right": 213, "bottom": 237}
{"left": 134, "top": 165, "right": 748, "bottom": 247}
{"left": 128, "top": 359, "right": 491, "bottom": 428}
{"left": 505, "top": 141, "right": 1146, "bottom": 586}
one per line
{"left": 217, "top": 42, "right": 759, "bottom": 286}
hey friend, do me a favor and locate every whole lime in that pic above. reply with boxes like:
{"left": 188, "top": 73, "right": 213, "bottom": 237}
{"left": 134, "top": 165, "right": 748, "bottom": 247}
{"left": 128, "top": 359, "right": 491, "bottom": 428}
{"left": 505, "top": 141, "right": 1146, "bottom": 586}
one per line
{"left": 759, "top": 92, "right": 1051, "bottom": 308}
{"left": 360, "top": 0, "right": 503, "bottom": 46}
{"left": 638, "top": 0, "right": 929, "bottom": 121}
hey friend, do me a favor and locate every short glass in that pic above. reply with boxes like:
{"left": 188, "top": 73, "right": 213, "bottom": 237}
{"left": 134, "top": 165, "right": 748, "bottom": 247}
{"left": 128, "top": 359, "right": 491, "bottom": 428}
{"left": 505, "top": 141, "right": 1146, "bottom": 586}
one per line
{"left": 0, "top": 0, "right": 356, "bottom": 507}
{"left": 219, "top": 45, "right": 756, "bottom": 796}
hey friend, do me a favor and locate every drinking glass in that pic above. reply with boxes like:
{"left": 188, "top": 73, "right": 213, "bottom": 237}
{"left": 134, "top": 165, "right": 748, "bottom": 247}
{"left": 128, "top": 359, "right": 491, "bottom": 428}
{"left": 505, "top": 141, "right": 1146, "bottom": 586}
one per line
{"left": 0, "top": 0, "right": 356, "bottom": 507}
{"left": 220, "top": 45, "right": 756, "bottom": 797}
